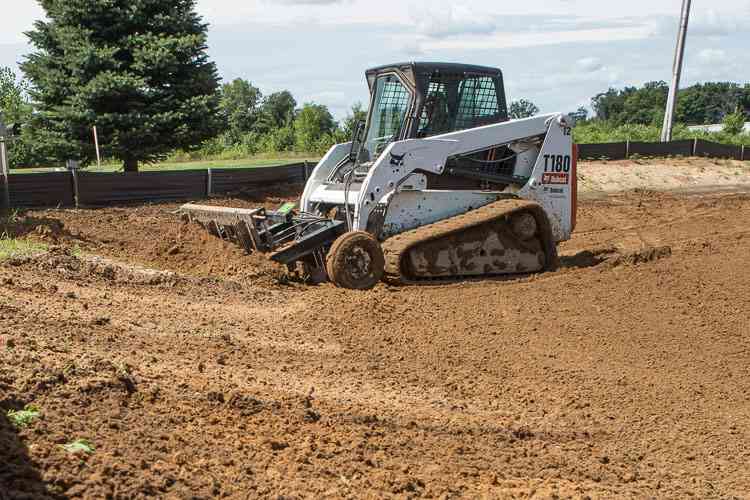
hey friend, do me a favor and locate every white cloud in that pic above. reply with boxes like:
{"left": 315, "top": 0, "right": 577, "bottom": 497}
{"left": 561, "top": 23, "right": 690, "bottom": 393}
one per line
{"left": 698, "top": 48, "right": 728, "bottom": 63}
{"left": 414, "top": 24, "right": 653, "bottom": 51}
{"left": 410, "top": 5, "right": 496, "bottom": 38}
{"left": 690, "top": 8, "right": 748, "bottom": 36}
{"left": 652, "top": 6, "right": 750, "bottom": 38}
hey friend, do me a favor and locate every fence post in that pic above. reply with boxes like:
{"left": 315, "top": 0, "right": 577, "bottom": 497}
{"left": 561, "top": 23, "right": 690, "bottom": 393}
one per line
{"left": 0, "top": 137, "right": 9, "bottom": 208}
{"left": 206, "top": 168, "right": 213, "bottom": 197}
{"left": 92, "top": 126, "right": 102, "bottom": 169}
{"left": 742, "top": 145, "right": 746, "bottom": 161}
{"left": 626, "top": 139, "right": 630, "bottom": 158}
{"left": 693, "top": 138, "right": 698, "bottom": 157}
{"left": 303, "top": 161, "right": 310, "bottom": 180}
{"left": 67, "top": 161, "right": 80, "bottom": 208}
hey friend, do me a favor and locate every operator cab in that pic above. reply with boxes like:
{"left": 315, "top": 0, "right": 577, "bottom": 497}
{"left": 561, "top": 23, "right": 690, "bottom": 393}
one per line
{"left": 354, "top": 62, "right": 509, "bottom": 164}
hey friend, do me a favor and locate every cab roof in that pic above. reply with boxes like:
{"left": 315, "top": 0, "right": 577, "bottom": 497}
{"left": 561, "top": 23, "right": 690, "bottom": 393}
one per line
{"left": 366, "top": 62, "right": 503, "bottom": 78}
{"left": 364, "top": 62, "right": 504, "bottom": 91}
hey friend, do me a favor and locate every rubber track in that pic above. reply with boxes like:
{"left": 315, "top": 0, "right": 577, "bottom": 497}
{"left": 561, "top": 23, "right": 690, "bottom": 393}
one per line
{"left": 381, "top": 199, "right": 558, "bottom": 284}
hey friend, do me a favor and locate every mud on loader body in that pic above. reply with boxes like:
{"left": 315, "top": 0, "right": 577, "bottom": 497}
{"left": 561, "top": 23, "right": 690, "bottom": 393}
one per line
{"left": 181, "top": 62, "right": 577, "bottom": 289}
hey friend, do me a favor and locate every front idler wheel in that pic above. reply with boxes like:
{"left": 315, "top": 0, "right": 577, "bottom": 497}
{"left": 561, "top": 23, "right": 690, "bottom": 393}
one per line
{"left": 326, "top": 231, "right": 385, "bottom": 290}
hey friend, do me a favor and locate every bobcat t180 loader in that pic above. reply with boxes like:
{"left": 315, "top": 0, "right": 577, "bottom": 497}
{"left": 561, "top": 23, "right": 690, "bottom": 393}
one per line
{"left": 181, "top": 62, "right": 577, "bottom": 289}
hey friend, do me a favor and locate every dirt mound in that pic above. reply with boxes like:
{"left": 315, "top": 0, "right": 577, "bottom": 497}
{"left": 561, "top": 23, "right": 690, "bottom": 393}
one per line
{"left": 21, "top": 203, "right": 292, "bottom": 288}
{"left": 1, "top": 211, "right": 73, "bottom": 243}
{"left": 6, "top": 248, "right": 180, "bottom": 286}
{"left": 147, "top": 219, "right": 288, "bottom": 285}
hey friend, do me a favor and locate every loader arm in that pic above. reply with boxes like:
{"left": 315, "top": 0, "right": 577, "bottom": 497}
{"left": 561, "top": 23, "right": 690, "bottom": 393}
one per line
{"left": 353, "top": 113, "right": 575, "bottom": 241}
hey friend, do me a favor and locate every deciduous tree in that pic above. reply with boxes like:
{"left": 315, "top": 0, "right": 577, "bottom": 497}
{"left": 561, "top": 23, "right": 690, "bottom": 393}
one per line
{"left": 509, "top": 99, "right": 539, "bottom": 119}
{"left": 220, "top": 78, "right": 262, "bottom": 140}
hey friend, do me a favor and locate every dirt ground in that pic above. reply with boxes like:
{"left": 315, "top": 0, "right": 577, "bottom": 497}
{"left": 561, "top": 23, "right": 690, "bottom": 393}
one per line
{"left": 2, "top": 167, "right": 750, "bottom": 498}
{"left": 579, "top": 157, "right": 750, "bottom": 195}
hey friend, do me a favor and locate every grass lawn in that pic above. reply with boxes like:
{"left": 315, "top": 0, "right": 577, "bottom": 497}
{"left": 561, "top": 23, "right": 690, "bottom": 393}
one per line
{"left": 0, "top": 237, "right": 47, "bottom": 259}
{"left": 10, "top": 155, "right": 319, "bottom": 174}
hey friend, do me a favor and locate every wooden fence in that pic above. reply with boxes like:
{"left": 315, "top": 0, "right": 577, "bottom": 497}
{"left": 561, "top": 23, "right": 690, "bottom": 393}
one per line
{"left": 1, "top": 138, "right": 748, "bottom": 209}
{"left": 577, "top": 139, "right": 747, "bottom": 161}
{"left": 3, "top": 163, "right": 309, "bottom": 208}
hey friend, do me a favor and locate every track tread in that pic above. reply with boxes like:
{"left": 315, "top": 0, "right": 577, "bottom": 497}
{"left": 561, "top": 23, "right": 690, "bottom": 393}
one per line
{"left": 382, "top": 199, "right": 557, "bottom": 284}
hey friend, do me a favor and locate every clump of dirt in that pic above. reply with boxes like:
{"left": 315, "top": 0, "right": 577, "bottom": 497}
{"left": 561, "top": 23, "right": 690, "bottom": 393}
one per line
{"left": 559, "top": 246, "right": 618, "bottom": 269}
{"left": 560, "top": 244, "right": 672, "bottom": 270}
{"left": 610, "top": 245, "right": 673, "bottom": 266}
{"left": 1, "top": 211, "right": 71, "bottom": 243}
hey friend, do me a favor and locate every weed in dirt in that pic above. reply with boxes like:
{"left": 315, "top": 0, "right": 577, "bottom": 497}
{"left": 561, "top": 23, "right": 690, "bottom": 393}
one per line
{"left": 0, "top": 234, "right": 47, "bottom": 259}
{"left": 7, "top": 404, "right": 41, "bottom": 428}
{"left": 62, "top": 360, "right": 77, "bottom": 376}
{"left": 62, "top": 439, "right": 95, "bottom": 455}
{"left": 1, "top": 209, "right": 23, "bottom": 226}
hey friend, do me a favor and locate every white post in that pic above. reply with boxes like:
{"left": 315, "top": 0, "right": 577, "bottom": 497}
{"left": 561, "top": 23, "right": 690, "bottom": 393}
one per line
{"left": 0, "top": 137, "right": 9, "bottom": 208}
{"left": 93, "top": 126, "right": 101, "bottom": 168}
{"left": 661, "top": 0, "right": 692, "bottom": 142}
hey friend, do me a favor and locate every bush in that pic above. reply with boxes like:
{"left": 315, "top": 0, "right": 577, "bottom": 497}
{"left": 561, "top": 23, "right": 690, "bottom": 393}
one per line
{"left": 259, "top": 126, "right": 295, "bottom": 154}
{"left": 574, "top": 120, "right": 750, "bottom": 146}
{"left": 723, "top": 111, "right": 747, "bottom": 136}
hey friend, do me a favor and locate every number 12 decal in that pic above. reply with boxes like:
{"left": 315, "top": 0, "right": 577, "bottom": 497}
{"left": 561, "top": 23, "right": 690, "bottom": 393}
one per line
{"left": 543, "top": 154, "right": 571, "bottom": 173}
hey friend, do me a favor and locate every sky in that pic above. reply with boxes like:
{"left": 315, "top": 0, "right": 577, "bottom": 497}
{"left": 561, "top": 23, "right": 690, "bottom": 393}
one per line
{"left": 1, "top": 0, "right": 749, "bottom": 120}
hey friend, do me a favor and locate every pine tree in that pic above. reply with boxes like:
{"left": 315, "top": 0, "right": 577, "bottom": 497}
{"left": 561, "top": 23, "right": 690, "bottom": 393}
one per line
{"left": 22, "top": 0, "right": 222, "bottom": 172}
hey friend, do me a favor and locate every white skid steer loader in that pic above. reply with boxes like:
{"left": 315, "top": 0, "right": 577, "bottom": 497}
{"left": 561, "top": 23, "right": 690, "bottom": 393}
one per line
{"left": 181, "top": 62, "right": 577, "bottom": 289}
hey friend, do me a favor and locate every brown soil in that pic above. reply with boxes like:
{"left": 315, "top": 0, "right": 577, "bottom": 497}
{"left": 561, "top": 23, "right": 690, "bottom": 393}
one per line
{"left": 2, "top": 188, "right": 750, "bottom": 498}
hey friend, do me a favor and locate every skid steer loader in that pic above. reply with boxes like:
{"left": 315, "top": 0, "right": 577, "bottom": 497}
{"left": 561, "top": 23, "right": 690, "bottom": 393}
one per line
{"left": 181, "top": 62, "right": 577, "bottom": 289}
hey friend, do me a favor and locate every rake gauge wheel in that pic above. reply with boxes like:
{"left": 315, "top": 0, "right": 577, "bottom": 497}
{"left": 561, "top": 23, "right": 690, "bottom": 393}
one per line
{"left": 326, "top": 231, "right": 385, "bottom": 290}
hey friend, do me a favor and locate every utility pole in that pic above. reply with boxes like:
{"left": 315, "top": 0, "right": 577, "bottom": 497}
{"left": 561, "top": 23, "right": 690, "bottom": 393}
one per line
{"left": 661, "top": 0, "right": 692, "bottom": 142}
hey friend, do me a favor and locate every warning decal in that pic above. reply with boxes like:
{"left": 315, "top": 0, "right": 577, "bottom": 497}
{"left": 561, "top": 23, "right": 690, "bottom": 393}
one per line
{"left": 542, "top": 173, "right": 569, "bottom": 185}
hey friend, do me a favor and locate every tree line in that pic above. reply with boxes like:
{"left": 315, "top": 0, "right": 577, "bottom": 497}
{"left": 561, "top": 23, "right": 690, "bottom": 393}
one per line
{"left": 0, "top": 0, "right": 747, "bottom": 171}
{"left": 591, "top": 81, "right": 749, "bottom": 130}
{"left": 0, "top": 0, "right": 376, "bottom": 171}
